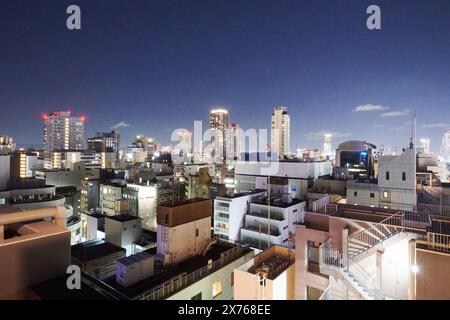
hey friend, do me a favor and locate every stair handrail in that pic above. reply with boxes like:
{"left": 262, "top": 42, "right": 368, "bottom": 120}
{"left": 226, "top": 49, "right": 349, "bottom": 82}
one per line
{"left": 347, "top": 260, "right": 382, "bottom": 299}
{"left": 348, "top": 211, "right": 404, "bottom": 245}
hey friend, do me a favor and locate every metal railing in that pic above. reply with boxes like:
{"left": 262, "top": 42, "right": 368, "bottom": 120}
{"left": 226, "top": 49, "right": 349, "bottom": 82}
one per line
{"left": 319, "top": 285, "right": 331, "bottom": 300}
{"left": 319, "top": 238, "right": 345, "bottom": 270}
{"left": 140, "top": 245, "right": 246, "bottom": 300}
{"left": 427, "top": 232, "right": 450, "bottom": 252}
{"left": 347, "top": 260, "right": 382, "bottom": 300}
{"left": 313, "top": 204, "right": 338, "bottom": 215}
{"left": 417, "top": 203, "right": 450, "bottom": 217}
{"left": 247, "top": 210, "right": 284, "bottom": 221}
{"left": 347, "top": 211, "right": 404, "bottom": 258}
{"left": 319, "top": 238, "right": 382, "bottom": 300}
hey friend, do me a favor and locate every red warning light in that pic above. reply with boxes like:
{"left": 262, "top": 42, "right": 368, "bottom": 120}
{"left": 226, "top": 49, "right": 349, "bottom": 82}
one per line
{"left": 41, "top": 114, "right": 49, "bottom": 120}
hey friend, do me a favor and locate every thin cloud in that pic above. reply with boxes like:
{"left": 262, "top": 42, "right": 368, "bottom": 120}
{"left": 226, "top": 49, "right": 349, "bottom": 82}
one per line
{"left": 353, "top": 104, "right": 388, "bottom": 112}
{"left": 421, "top": 123, "right": 450, "bottom": 128}
{"left": 373, "top": 124, "right": 385, "bottom": 128}
{"left": 381, "top": 109, "right": 411, "bottom": 117}
{"left": 305, "top": 130, "right": 352, "bottom": 141}
{"left": 389, "top": 126, "right": 406, "bottom": 132}
{"left": 110, "top": 121, "right": 131, "bottom": 130}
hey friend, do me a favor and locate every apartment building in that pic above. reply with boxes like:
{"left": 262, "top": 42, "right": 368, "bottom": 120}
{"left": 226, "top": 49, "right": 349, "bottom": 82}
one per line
{"left": 346, "top": 147, "right": 416, "bottom": 211}
{"left": 241, "top": 197, "right": 305, "bottom": 250}
{"left": 214, "top": 190, "right": 267, "bottom": 243}
{"left": 234, "top": 245, "right": 295, "bottom": 300}
{"left": 156, "top": 198, "right": 212, "bottom": 265}
{"left": 235, "top": 159, "right": 332, "bottom": 199}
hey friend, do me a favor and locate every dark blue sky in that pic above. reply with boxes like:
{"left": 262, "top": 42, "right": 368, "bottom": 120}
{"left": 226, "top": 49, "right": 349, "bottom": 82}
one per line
{"left": 1, "top": 0, "right": 449, "bottom": 152}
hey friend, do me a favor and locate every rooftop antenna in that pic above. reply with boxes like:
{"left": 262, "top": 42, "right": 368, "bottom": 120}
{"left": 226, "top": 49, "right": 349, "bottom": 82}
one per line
{"left": 410, "top": 110, "right": 416, "bottom": 150}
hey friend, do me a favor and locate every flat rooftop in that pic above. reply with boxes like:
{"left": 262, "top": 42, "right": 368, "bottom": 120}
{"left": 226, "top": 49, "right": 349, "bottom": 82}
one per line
{"left": 106, "top": 214, "right": 141, "bottom": 222}
{"left": 71, "top": 239, "right": 125, "bottom": 262}
{"left": 251, "top": 196, "right": 304, "bottom": 208}
{"left": 158, "top": 197, "right": 210, "bottom": 208}
{"left": 30, "top": 274, "right": 109, "bottom": 300}
{"left": 103, "top": 241, "right": 251, "bottom": 298}
{"left": 217, "top": 189, "right": 266, "bottom": 199}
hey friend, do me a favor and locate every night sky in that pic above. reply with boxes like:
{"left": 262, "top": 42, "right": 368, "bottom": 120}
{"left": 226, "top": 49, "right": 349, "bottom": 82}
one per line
{"left": 1, "top": 0, "right": 449, "bottom": 152}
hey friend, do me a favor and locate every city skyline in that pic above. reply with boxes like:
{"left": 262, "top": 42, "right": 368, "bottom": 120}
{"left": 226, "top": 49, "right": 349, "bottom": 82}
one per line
{"left": 1, "top": 0, "right": 449, "bottom": 151}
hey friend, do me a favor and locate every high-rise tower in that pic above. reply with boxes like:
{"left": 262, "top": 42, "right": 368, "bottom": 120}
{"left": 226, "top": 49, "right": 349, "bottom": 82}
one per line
{"left": 42, "top": 111, "right": 85, "bottom": 157}
{"left": 271, "top": 106, "right": 290, "bottom": 159}
{"left": 209, "top": 109, "right": 229, "bottom": 163}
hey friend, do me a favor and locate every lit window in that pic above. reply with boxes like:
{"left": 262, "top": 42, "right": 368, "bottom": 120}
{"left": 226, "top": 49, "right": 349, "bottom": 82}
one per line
{"left": 212, "top": 280, "right": 222, "bottom": 298}
{"left": 383, "top": 191, "right": 388, "bottom": 198}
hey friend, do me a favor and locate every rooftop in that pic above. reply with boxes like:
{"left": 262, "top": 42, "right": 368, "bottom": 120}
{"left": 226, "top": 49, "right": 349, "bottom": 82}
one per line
{"left": 158, "top": 197, "right": 209, "bottom": 208}
{"left": 243, "top": 245, "right": 295, "bottom": 280}
{"left": 251, "top": 196, "right": 304, "bottom": 208}
{"left": 217, "top": 189, "right": 266, "bottom": 199}
{"left": 103, "top": 241, "right": 251, "bottom": 299}
{"left": 71, "top": 239, "right": 126, "bottom": 262}
{"left": 30, "top": 274, "right": 109, "bottom": 300}
{"left": 106, "top": 214, "right": 141, "bottom": 223}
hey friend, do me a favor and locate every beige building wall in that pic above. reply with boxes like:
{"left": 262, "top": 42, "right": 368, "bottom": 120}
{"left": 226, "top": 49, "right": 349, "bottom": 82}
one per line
{"left": 415, "top": 248, "right": 450, "bottom": 300}
{"left": 0, "top": 221, "right": 71, "bottom": 299}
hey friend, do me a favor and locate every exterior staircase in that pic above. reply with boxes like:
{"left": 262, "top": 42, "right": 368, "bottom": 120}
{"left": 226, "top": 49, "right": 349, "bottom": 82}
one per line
{"left": 347, "top": 212, "right": 404, "bottom": 260}
{"left": 319, "top": 210, "right": 430, "bottom": 300}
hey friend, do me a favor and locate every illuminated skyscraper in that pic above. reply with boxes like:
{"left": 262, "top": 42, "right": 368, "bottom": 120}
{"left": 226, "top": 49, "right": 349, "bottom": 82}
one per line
{"left": 209, "top": 108, "right": 229, "bottom": 163}
{"left": 323, "top": 133, "right": 333, "bottom": 158}
{"left": 42, "top": 111, "right": 85, "bottom": 157}
{"left": 228, "top": 123, "right": 241, "bottom": 161}
{"left": 271, "top": 106, "right": 290, "bottom": 159}
{"left": 441, "top": 131, "right": 450, "bottom": 159}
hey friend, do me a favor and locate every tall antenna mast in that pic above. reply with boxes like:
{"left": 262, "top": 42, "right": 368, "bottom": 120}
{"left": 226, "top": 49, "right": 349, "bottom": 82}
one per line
{"left": 410, "top": 110, "right": 416, "bottom": 149}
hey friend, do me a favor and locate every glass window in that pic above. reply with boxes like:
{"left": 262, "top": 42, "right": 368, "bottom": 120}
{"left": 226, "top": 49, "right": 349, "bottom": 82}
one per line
{"left": 402, "top": 172, "right": 406, "bottom": 181}
{"left": 383, "top": 191, "right": 388, "bottom": 198}
{"left": 370, "top": 193, "right": 375, "bottom": 198}
{"left": 191, "top": 292, "right": 202, "bottom": 300}
{"left": 386, "top": 171, "right": 390, "bottom": 180}
{"left": 212, "top": 280, "right": 222, "bottom": 298}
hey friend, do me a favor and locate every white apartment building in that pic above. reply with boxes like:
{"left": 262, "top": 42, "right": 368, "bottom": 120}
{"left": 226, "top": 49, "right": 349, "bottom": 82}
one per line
{"left": 235, "top": 160, "right": 332, "bottom": 199}
{"left": 347, "top": 147, "right": 416, "bottom": 211}
{"left": 48, "top": 151, "right": 81, "bottom": 170}
{"left": 271, "top": 106, "right": 290, "bottom": 159}
{"left": 241, "top": 197, "right": 305, "bottom": 250}
{"left": 100, "top": 182, "right": 126, "bottom": 216}
{"left": 81, "top": 151, "right": 117, "bottom": 169}
{"left": 214, "top": 190, "right": 267, "bottom": 243}
{"left": 123, "top": 183, "right": 157, "bottom": 231}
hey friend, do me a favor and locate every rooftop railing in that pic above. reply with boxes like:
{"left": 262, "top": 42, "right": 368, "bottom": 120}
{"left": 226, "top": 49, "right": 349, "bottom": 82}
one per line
{"left": 140, "top": 245, "right": 248, "bottom": 300}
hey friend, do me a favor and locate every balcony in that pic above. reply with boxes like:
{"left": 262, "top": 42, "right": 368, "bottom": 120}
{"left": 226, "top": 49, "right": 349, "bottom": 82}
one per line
{"left": 242, "top": 224, "right": 280, "bottom": 237}
{"left": 247, "top": 210, "right": 284, "bottom": 221}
